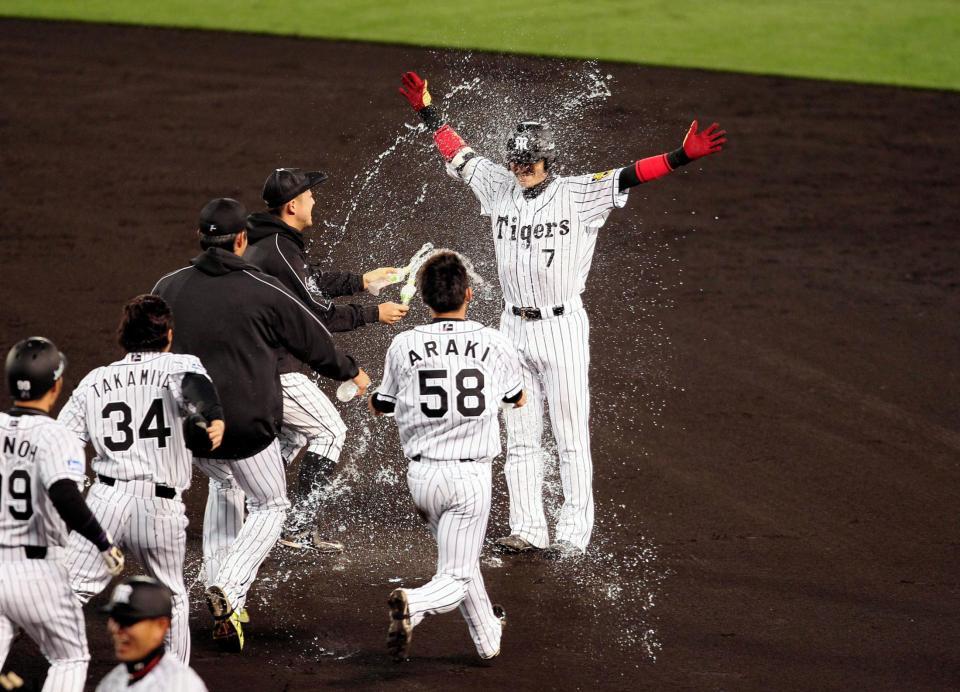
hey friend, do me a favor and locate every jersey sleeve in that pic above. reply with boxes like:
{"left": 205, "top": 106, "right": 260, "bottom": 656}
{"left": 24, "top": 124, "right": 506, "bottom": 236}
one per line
{"left": 450, "top": 156, "right": 514, "bottom": 217}
{"left": 377, "top": 338, "right": 404, "bottom": 403}
{"left": 567, "top": 168, "right": 629, "bottom": 228}
{"left": 39, "top": 425, "right": 87, "bottom": 489}
{"left": 56, "top": 375, "right": 90, "bottom": 443}
{"left": 492, "top": 332, "right": 524, "bottom": 400}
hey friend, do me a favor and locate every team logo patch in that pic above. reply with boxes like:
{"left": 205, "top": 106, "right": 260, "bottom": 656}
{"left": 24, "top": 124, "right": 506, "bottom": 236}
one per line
{"left": 67, "top": 458, "right": 83, "bottom": 472}
{"left": 591, "top": 169, "right": 613, "bottom": 181}
{"left": 111, "top": 584, "right": 133, "bottom": 604}
{"left": 442, "top": 323, "right": 454, "bottom": 332}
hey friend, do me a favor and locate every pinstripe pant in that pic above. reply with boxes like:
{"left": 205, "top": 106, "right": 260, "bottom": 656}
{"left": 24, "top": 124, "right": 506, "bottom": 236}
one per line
{"left": 278, "top": 372, "right": 347, "bottom": 464}
{"left": 500, "top": 308, "right": 594, "bottom": 550}
{"left": 0, "top": 556, "right": 88, "bottom": 691}
{"left": 194, "top": 440, "right": 289, "bottom": 612}
{"left": 403, "top": 460, "right": 501, "bottom": 659}
{"left": 64, "top": 482, "right": 190, "bottom": 663}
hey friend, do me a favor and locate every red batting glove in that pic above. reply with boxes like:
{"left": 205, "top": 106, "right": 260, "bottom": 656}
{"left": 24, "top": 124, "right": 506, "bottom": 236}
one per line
{"left": 399, "top": 71, "right": 432, "bottom": 111}
{"left": 682, "top": 120, "right": 727, "bottom": 160}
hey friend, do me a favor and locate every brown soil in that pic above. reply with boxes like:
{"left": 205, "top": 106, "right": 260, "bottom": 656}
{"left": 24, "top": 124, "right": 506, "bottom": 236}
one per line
{"left": 1, "top": 18, "right": 958, "bottom": 692}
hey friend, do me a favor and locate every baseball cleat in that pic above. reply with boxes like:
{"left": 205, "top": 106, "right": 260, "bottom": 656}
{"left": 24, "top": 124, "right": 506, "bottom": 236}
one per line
{"left": 387, "top": 588, "right": 412, "bottom": 661}
{"left": 278, "top": 529, "right": 345, "bottom": 554}
{"left": 310, "top": 528, "right": 345, "bottom": 554}
{"left": 235, "top": 607, "right": 250, "bottom": 625}
{"left": 492, "top": 604, "right": 507, "bottom": 630}
{"left": 543, "top": 540, "right": 585, "bottom": 560}
{"left": 212, "top": 610, "right": 245, "bottom": 651}
{"left": 494, "top": 534, "right": 541, "bottom": 554}
{"left": 204, "top": 585, "right": 233, "bottom": 621}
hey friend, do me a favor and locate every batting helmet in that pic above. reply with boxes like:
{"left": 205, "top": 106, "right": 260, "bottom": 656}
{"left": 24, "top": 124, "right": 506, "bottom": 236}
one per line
{"left": 5, "top": 337, "right": 67, "bottom": 402}
{"left": 506, "top": 121, "right": 557, "bottom": 167}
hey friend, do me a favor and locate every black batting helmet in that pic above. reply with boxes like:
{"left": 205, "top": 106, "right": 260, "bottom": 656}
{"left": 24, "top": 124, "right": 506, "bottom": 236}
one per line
{"left": 5, "top": 337, "right": 67, "bottom": 402}
{"left": 506, "top": 121, "right": 557, "bottom": 167}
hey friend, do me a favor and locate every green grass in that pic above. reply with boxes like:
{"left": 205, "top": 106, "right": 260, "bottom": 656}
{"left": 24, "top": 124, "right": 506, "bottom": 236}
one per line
{"left": 1, "top": 1, "right": 958, "bottom": 90}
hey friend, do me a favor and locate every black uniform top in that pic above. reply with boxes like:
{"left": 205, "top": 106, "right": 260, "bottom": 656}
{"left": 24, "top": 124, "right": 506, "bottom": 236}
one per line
{"left": 152, "top": 248, "right": 359, "bottom": 460}
{"left": 245, "top": 213, "right": 378, "bottom": 374}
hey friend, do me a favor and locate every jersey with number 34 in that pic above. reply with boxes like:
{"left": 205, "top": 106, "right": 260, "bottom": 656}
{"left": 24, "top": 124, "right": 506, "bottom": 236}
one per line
{"left": 452, "top": 157, "right": 629, "bottom": 307}
{"left": 58, "top": 353, "right": 210, "bottom": 489}
{"left": 378, "top": 320, "right": 523, "bottom": 461}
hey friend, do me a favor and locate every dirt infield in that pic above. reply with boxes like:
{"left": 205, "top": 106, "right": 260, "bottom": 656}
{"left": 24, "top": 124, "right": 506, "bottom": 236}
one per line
{"left": 1, "top": 18, "right": 958, "bottom": 692}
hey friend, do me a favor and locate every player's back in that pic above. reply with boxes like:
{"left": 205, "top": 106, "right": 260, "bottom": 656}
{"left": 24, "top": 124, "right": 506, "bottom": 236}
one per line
{"left": 59, "top": 353, "right": 206, "bottom": 489}
{"left": 386, "top": 320, "right": 521, "bottom": 462}
{"left": 0, "top": 411, "right": 82, "bottom": 548}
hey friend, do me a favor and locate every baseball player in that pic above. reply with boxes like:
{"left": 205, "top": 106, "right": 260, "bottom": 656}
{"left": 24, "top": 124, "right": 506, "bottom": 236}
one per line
{"left": 369, "top": 250, "right": 522, "bottom": 660}
{"left": 0, "top": 337, "right": 124, "bottom": 692}
{"left": 400, "top": 71, "right": 726, "bottom": 557}
{"left": 57, "top": 295, "right": 225, "bottom": 664}
{"left": 97, "top": 576, "right": 208, "bottom": 691}
{"left": 245, "top": 168, "right": 408, "bottom": 552}
{"left": 153, "top": 197, "right": 367, "bottom": 649}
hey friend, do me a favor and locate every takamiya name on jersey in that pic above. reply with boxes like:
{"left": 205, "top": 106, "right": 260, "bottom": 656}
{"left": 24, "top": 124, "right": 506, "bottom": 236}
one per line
{"left": 495, "top": 216, "right": 571, "bottom": 242}
{"left": 87, "top": 368, "right": 173, "bottom": 398}
{"left": 407, "top": 339, "right": 492, "bottom": 367}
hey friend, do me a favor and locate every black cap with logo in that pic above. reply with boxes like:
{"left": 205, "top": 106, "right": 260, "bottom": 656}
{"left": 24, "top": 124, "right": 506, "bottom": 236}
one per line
{"left": 5, "top": 336, "right": 67, "bottom": 402}
{"left": 262, "top": 168, "right": 328, "bottom": 209}
{"left": 198, "top": 198, "right": 248, "bottom": 237}
{"left": 102, "top": 576, "right": 173, "bottom": 625}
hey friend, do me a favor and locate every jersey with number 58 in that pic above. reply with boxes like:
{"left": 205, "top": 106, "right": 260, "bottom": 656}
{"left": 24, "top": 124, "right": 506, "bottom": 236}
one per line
{"left": 0, "top": 412, "right": 86, "bottom": 547}
{"left": 377, "top": 320, "right": 523, "bottom": 461}
{"left": 57, "top": 353, "right": 210, "bottom": 489}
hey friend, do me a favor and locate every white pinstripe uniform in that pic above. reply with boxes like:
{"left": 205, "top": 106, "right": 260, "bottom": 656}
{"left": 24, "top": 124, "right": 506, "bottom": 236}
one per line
{"left": 0, "top": 411, "right": 90, "bottom": 692}
{"left": 278, "top": 372, "right": 345, "bottom": 465}
{"left": 57, "top": 353, "right": 212, "bottom": 664}
{"left": 96, "top": 653, "right": 208, "bottom": 691}
{"left": 378, "top": 319, "right": 522, "bottom": 658}
{"left": 448, "top": 157, "right": 629, "bottom": 550}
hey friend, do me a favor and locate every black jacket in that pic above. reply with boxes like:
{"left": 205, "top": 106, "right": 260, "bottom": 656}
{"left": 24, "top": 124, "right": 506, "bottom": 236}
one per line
{"left": 152, "top": 248, "right": 359, "bottom": 460}
{"left": 245, "top": 214, "right": 379, "bottom": 372}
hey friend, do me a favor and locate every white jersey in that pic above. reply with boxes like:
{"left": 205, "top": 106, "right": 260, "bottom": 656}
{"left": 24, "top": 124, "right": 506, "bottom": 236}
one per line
{"left": 0, "top": 410, "right": 86, "bottom": 548}
{"left": 452, "top": 156, "right": 629, "bottom": 307}
{"left": 57, "top": 353, "right": 209, "bottom": 489}
{"left": 95, "top": 653, "right": 208, "bottom": 691}
{"left": 378, "top": 319, "right": 523, "bottom": 461}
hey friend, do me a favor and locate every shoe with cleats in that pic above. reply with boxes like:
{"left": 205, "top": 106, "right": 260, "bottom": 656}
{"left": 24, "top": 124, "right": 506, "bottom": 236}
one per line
{"left": 494, "top": 534, "right": 541, "bottom": 554}
{"left": 387, "top": 588, "right": 412, "bottom": 661}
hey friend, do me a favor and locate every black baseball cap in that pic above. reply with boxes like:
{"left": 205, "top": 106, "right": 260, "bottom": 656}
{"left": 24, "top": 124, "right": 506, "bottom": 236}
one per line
{"left": 102, "top": 576, "right": 173, "bottom": 625}
{"left": 198, "top": 198, "right": 247, "bottom": 237}
{"left": 262, "top": 168, "right": 328, "bottom": 209}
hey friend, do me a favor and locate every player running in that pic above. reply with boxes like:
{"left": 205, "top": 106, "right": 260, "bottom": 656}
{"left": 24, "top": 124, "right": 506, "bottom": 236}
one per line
{"left": 0, "top": 337, "right": 125, "bottom": 692}
{"left": 58, "top": 295, "right": 225, "bottom": 664}
{"left": 369, "top": 250, "right": 524, "bottom": 661}
{"left": 399, "top": 71, "right": 726, "bottom": 558}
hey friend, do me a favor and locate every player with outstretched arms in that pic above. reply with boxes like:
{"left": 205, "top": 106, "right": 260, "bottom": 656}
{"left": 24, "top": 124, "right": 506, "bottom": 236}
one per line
{"left": 399, "top": 71, "right": 726, "bottom": 558}
{"left": 369, "top": 250, "right": 524, "bottom": 661}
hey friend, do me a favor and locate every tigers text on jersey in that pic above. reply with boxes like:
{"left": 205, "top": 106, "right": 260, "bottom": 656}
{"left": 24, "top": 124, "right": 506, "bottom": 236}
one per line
{"left": 451, "top": 157, "right": 629, "bottom": 307}
{"left": 57, "top": 353, "right": 209, "bottom": 489}
{"left": 378, "top": 320, "right": 522, "bottom": 461}
{"left": 0, "top": 410, "right": 86, "bottom": 548}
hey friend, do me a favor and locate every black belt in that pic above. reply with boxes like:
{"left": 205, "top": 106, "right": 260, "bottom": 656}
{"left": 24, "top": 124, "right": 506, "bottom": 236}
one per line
{"left": 24, "top": 546, "right": 47, "bottom": 559}
{"left": 98, "top": 474, "right": 177, "bottom": 499}
{"left": 511, "top": 305, "right": 564, "bottom": 320}
{"left": 410, "top": 455, "right": 475, "bottom": 463}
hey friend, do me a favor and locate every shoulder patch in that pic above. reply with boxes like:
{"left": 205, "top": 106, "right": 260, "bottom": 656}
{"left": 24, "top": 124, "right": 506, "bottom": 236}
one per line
{"left": 67, "top": 458, "right": 84, "bottom": 473}
{"left": 592, "top": 169, "right": 614, "bottom": 181}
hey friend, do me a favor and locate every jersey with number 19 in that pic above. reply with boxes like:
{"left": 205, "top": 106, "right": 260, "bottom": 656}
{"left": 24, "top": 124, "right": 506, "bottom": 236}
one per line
{"left": 378, "top": 319, "right": 522, "bottom": 461}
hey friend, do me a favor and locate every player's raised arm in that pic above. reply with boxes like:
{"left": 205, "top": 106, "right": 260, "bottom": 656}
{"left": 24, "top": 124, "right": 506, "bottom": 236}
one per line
{"left": 617, "top": 120, "right": 727, "bottom": 191}
{"left": 400, "top": 71, "right": 478, "bottom": 170}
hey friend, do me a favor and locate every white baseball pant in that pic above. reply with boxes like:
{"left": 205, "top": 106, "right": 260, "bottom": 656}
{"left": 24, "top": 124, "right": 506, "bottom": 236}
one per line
{"left": 500, "top": 307, "right": 594, "bottom": 551}
{"left": 194, "top": 440, "right": 288, "bottom": 612}
{"left": 0, "top": 550, "right": 89, "bottom": 692}
{"left": 278, "top": 372, "right": 347, "bottom": 464}
{"left": 402, "top": 459, "right": 502, "bottom": 659}
{"left": 64, "top": 481, "right": 190, "bottom": 663}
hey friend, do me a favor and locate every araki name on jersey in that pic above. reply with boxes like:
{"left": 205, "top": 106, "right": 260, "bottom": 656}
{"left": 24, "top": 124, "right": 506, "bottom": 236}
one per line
{"left": 408, "top": 339, "right": 492, "bottom": 367}
{"left": 495, "top": 216, "right": 571, "bottom": 243}
{"left": 87, "top": 366, "right": 173, "bottom": 399}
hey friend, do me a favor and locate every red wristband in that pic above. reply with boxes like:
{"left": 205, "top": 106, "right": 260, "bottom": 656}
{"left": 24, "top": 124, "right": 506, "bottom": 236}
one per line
{"left": 635, "top": 154, "right": 673, "bottom": 183}
{"left": 433, "top": 124, "right": 467, "bottom": 161}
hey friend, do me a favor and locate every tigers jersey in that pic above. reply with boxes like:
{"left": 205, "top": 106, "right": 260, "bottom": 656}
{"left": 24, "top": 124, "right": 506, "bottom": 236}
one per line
{"left": 377, "top": 319, "right": 522, "bottom": 461}
{"left": 57, "top": 353, "right": 209, "bottom": 489}
{"left": 96, "top": 654, "right": 208, "bottom": 691}
{"left": 0, "top": 410, "right": 86, "bottom": 547}
{"left": 449, "top": 157, "right": 629, "bottom": 307}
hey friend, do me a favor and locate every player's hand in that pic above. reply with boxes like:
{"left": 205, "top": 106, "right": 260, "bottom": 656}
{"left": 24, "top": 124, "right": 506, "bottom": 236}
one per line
{"left": 363, "top": 267, "right": 402, "bottom": 291}
{"left": 102, "top": 544, "right": 125, "bottom": 576}
{"left": 0, "top": 671, "right": 23, "bottom": 690}
{"left": 379, "top": 302, "right": 409, "bottom": 325}
{"left": 681, "top": 120, "right": 726, "bottom": 160}
{"left": 207, "top": 419, "right": 225, "bottom": 450}
{"left": 514, "top": 390, "right": 527, "bottom": 408}
{"left": 353, "top": 368, "right": 371, "bottom": 397}
{"left": 399, "top": 71, "right": 432, "bottom": 111}
{"left": 367, "top": 395, "right": 382, "bottom": 417}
